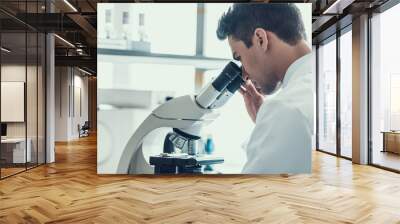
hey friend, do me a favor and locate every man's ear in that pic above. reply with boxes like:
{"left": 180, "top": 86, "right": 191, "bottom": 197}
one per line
{"left": 253, "top": 28, "right": 268, "bottom": 52}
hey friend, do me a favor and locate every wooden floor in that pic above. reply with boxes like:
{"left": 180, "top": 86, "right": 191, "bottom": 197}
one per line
{"left": 1, "top": 167, "right": 26, "bottom": 178}
{"left": 373, "top": 150, "right": 400, "bottom": 171}
{"left": 1, "top": 163, "right": 44, "bottom": 178}
{"left": 1, "top": 135, "right": 400, "bottom": 223}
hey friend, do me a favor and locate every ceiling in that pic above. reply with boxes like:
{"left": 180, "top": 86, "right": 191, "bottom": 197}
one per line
{"left": 0, "top": 0, "right": 395, "bottom": 74}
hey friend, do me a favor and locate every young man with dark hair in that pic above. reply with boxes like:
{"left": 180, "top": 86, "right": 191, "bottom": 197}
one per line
{"left": 217, "top": 3, "right": 313, "bottom": 173}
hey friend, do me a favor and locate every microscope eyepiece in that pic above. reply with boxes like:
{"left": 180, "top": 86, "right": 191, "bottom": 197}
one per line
{"left": 226, "top": 74, "right": 245, "bottom": 93}
{"left": 211, "top": 62, "right": 242, "bottom": 91}
{"left": 196, "top": 61, "right": 243, "bottom": 109}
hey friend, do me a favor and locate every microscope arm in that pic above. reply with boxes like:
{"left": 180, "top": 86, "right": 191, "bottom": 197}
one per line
{"left": 117, "top": 95, "right": 218, "bottom": 174}
{"left": 116, "top": 114, "right": 165, "bottom": 174}
{"left": 116, "top": 62, "right": 243, "bottom": 174}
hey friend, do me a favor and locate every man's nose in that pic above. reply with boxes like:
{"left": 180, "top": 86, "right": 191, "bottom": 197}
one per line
{"left": 241, "top": 67, "right": 250, "bottom": 80}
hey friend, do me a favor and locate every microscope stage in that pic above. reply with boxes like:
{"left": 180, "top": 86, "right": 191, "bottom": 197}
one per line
{"left": 149, "top": 154, "right": 224, "bottom": 167}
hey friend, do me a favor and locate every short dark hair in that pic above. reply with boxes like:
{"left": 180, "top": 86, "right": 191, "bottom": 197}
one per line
{"left": 217, "top": 3, "right": 306, "bottom": 48}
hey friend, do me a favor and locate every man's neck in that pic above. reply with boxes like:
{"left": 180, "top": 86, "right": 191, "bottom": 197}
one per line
{"left": 275, "top": 40, "right": 311, "bottom": 81}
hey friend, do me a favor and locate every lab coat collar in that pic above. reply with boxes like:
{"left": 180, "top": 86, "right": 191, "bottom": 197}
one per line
{"left": 281, "top": 53, "right": 312, "bottom": 89}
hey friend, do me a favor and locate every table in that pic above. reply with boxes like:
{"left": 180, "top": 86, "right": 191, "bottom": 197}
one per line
{"left": 1, "top": 138, "right": 31, "bottom": 164}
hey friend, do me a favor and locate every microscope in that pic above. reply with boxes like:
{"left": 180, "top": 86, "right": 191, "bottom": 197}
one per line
{"left": 116, "top": 62, "right": 244, "bottom": 174}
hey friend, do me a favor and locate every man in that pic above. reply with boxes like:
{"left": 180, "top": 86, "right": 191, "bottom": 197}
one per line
{"left": 217, "top": 3, "right": 313, "bottom": 174}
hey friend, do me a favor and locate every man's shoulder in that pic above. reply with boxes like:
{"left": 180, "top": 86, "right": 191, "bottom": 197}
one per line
{"left": 256, "top": 78, "right": 314, "bottom": 129}
{"left": 256, "top": 99, "right": 303, "bottom": 124}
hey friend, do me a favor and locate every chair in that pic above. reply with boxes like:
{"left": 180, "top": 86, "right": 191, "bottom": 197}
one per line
{"left": 79, "top": 121, "right": 90, "bottom": 138}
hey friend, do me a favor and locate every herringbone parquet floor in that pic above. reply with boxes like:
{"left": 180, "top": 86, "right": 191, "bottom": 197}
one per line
{"left": 1, "top": 134, "right": 400, "bottom": 223}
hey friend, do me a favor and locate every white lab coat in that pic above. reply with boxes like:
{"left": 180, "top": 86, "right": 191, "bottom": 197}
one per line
{"left": 242, "top": 53, "right": 313, "bottom": 174}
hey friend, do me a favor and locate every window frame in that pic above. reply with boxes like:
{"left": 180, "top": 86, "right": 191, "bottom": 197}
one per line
{"left": 315, "top": 24, "right": 353, "bottom": 161}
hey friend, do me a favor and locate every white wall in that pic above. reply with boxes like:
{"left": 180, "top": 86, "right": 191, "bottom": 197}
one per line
{"left": 72, "top": 73, "right": 89, "bottom": 138}
{"left": 55, "top": 67, "right": 89, "bottom": 141}
{"left": 1, "top": 65, "right": 38, "bottom": 137}
{"left": 55, "top": 66, "right": 68, "bottom": 141}
{"left": 1, "top": 63, "right": 47, "bottom": 163}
